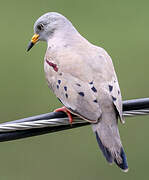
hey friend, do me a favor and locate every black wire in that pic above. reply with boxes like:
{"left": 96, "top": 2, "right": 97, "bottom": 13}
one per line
{"left": 123, "top": 98, "right": 149, "bottom": 111}
{"left": 0, "top": 111, "right": 89, "bottom": 142}
{"left": 0, "top": 98, "right": 149, "bottom": 142}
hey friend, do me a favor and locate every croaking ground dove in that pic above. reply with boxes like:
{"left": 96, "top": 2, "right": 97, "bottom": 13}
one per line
{"left": 27, "top": 12, "right": 128, "bottom": 172}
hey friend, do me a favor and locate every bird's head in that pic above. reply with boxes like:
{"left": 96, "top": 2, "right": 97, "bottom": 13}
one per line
{"left": 27, "top": 12, "right": 74, "bottom": 51}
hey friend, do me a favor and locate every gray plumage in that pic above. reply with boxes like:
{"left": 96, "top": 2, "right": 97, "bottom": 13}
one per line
{"left": 28, "top": 12, "right": 128, "bottom": 171}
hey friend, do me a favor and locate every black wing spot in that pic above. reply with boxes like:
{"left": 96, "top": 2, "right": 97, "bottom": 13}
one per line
{"left": 91, "top": 86, "right": 97, "bottom": 93}
{"left": 89, "top": 81, "right": 93, "bottom": 85}
{"left": 93, "top": 99, "right": 98, "bottom": 103}
{"left": 64, "top": 86, "right": 67, "bottom": 91}
{"left": 112, "top": 96, "right": 117, "bottom": 101}
{"left": 118, "top": 90, "right": 120, "bottom": 94}
{"left": 56, "top": 85, "right": 59, "bottom": 89}
{"left": 76, "top": 83, "right": 81, "bottom": 87}
{"left": 59, "top": 73, "right": 62, "bottom": 76}
{"left": 65, "top": 93, "right": 68, "bottom": 98}
{"left": 58, "top": 80, "right": 61, "bottom": 84}
{"left": 109, "top": 85, "right": 113, "bottom": 92}
{"left": 78, "top": 92, "right": 85, "bottom": 97}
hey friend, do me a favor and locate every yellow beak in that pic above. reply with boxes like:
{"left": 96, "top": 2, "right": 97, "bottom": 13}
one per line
{"left": 27, "top": 34, "right": 39, "bottom": 52}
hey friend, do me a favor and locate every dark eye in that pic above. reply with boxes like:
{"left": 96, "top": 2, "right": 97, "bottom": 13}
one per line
{"left": 37, "top": 24, "right": 44, "bottom": 31}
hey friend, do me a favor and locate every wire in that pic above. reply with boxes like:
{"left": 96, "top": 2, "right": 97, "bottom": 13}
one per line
{"left": 0, "top": 98, "right": 149, "bottom": 142}
{"left": 1, "top": 109, "right": 149, "bottom": 132}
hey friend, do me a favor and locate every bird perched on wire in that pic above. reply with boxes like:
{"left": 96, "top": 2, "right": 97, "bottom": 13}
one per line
{"left": 27, "top": 12, "right": 128, "bottom": 172}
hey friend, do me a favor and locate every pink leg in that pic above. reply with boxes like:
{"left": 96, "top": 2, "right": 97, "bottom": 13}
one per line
{"left": 54, "top": 106, "right": 73, "bottom": 124}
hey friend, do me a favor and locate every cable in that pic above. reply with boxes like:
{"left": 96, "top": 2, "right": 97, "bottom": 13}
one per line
{"left": 0, "top": 98, "right": 149, "bottom": 142}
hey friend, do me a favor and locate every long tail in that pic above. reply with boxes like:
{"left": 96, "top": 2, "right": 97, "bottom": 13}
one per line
{"left": 92, "top": 113, "right": 128, "bottom": 172}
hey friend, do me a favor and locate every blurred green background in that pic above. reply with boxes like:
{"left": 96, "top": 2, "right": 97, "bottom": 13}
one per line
{"left": 0, "top": 0, "right": 149, "bottom": 179}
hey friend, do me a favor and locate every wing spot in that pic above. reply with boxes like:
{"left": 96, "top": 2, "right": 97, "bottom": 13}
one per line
{"left": 118, "top": 90, "right": 120, "bottom": 94}
{"left": 89, "top": 81, "right": 93, "bottom": 85}
{"left": 58, "top": 80, "right": 61, "bottom": 84}
{"left": 109, "top": 85, "right": 113, "bottom": 92}
{"left": 78, "top": 92, "right": 84, "bottom": 97}
{"left": 65, "top": 93, "right": 68, "bottom": 98}
{"left": 64, "top": 86, "right": 67, "bottom": 91}
{"left": 112, "top": 96, "right": 117, "bottom": 101}
{"left": 56, "top": 85, "right": 59, "bottom": 89}
{"left": 93, "top": 99, "right": 98, "bottom": 103}
{"left": 91, "top": 86, "right": 97, "bottom": 93}
{"left": 76, "top": 83, "right": 81, "bottom": 87}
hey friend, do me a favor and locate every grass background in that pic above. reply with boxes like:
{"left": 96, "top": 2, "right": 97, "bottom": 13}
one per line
{"left": 0, "top": 0, "right": 149, "bottom": 179}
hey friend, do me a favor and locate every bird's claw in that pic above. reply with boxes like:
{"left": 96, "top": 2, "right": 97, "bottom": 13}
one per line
{"left": 54, "top": 106, "right": 73, "bottom": 124}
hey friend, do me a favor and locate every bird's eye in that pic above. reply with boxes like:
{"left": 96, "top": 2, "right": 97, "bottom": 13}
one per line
{"left": 37, "top": 24, "right": 44, "bottom": 31}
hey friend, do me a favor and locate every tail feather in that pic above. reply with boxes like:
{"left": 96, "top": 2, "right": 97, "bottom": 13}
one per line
{"left": 95, "top": 131, "right": 113, "bottom": 163}
{"left": 95, "top": 130, "right": 128, "bottom": 172}
{"left": 114, "top": 147, "right": 128, "bottom": 172}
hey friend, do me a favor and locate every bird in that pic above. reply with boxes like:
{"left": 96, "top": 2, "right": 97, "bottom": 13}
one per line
{"left": 27, "top": 12, "right": 128, "bottom": 172}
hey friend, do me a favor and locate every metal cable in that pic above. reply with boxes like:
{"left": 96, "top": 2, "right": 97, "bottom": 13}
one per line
{"left": 0, "top": 98, "right": 149, "bottom": 142}
{"left": 0, "top": 109, "right": 149, "bottom": 132}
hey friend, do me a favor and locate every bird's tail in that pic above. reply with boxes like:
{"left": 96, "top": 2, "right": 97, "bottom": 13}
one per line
{"left": 92, "top": 114, "right": 128, "bottom": 172}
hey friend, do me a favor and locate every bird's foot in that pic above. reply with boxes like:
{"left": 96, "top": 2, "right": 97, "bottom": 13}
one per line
{"left": 54, "top": 106, "right": 73, "bottom": 124}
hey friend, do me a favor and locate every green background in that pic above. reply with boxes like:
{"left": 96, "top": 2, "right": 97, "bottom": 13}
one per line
{"left": 0, "top": 0, "right": 149, "bottom": 179}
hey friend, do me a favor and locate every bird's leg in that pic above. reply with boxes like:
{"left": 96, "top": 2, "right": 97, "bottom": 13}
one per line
{"left": 54, "top": 106, "right": 73, "bottom": 124}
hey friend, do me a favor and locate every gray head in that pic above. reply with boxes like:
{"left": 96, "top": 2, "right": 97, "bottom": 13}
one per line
{"left": 27, "top": 12, "right": 76, "bottom": 51}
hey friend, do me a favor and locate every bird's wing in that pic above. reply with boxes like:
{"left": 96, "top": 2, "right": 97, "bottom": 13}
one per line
{"left": 51, "top": 72, "right": 102, "bottom": 122}
{"left": 90, "top": 47, "right": 124, "bottom": 123}
{"left": 44, "top": 45, "right": 123, "bottom": 123}
{"left": 108, "top": 78, "right": 124, "bottom": 123}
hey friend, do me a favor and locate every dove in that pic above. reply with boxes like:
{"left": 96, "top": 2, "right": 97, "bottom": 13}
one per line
{"left": 27, "top": 12, "right": 128, "bottom": 172}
